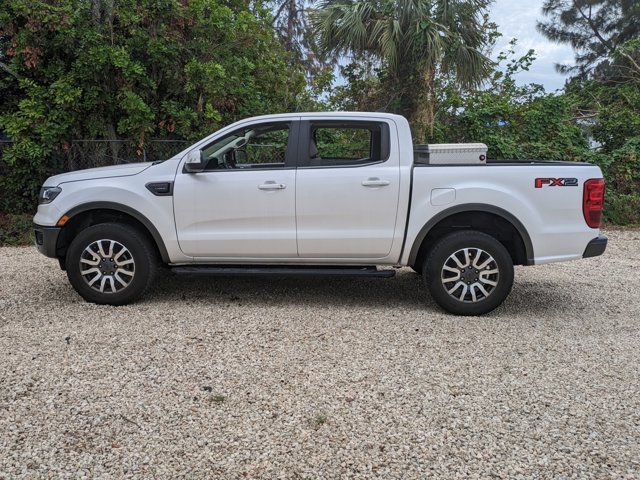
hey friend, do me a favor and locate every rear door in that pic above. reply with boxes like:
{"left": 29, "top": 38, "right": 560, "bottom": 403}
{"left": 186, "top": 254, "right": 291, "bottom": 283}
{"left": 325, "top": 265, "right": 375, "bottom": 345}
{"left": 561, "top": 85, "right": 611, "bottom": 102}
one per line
{"left": 295, "top": 119, "right": 400, "bottom": 258}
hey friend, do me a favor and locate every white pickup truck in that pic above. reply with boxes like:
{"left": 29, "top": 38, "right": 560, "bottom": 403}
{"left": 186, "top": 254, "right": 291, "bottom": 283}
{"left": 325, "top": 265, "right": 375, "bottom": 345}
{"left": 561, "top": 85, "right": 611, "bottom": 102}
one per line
{"left": 34, "top": 112, "right": 607, "bottom": 315}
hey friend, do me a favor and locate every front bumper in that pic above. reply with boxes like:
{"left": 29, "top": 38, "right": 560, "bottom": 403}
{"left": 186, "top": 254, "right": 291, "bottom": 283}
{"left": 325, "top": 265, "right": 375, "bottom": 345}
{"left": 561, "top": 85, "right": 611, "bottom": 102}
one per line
{"left": 583, "top": 235, "right": 607, "bottom": 258}
{"left": 34, "top": 224, "right": 61, "bottom": 258}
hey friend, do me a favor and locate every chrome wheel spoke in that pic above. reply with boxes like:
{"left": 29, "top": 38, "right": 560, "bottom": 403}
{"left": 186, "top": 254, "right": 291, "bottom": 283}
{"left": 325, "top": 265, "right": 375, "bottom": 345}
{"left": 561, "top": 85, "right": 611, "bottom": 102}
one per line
{"left": 480, "top": 277, "right": 498, "bottom": 287}
{"left": 114, "top": 247, "right": 126, "bottom": 262}
{"left": 447, "top": 281, "right": 465, "bottom": 295}
{"left": 462, "top": 249, "right": 471, "bottom": 267}
{"left": 474, "top": 256, "right": 492, "bottom": 270}
{"left": 470, "top": 284, "right": 478, "bottom": 302}
{"left": 80, "top": 267, "right": 100, "bottom": 276}
{"left": 97, "top": 241, "right": 108, "bottom": 258}
{"left": 99, "top": 276, "right": 108, "bottom": 292}
{"left": 80, "top": 257, "right": 100, "bottom": 266}
{"left": 471, "top": 249, "right": 482, "bottom": 268}
{"left": 113, "top": 272, "right": 128, "bottom": 286}
{"left": 87, "top": 272, "right": 102, "bottom": 286}
{"left": 442, "top": 265, "right": 459, "bottom": 274}
{"left": 441, "top": 265, "right": 461, "bottom": 284}
{"left": 476, "top": 283, "right": 490, "bottom": 298}
{"left": 458, "top": 284, "right": 468, "bottom": 301}
{"left": 450, "top": 253, "right": 466, "bottom": 269}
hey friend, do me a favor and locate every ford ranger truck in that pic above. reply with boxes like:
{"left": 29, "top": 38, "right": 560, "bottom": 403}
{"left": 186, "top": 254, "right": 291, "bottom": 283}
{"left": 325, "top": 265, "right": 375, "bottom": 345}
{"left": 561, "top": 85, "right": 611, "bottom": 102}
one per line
{"left": 33, "top": 112, "right": 607, "bottom": 315}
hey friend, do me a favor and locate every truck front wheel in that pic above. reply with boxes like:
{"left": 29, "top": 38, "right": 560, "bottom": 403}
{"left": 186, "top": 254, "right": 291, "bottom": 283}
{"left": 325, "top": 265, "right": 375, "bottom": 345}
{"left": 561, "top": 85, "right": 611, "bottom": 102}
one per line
{"left": 424, "top": 231, "right": 514, "bottom": 316}
{"left": 65, "top": 223, "right": 157, "bottom": 305}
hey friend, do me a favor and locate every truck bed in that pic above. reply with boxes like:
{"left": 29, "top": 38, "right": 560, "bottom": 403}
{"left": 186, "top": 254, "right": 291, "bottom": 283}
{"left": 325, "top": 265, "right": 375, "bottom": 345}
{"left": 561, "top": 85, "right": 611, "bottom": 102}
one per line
{"left": 403, "top": 161, "right": 603, "bottom": 266}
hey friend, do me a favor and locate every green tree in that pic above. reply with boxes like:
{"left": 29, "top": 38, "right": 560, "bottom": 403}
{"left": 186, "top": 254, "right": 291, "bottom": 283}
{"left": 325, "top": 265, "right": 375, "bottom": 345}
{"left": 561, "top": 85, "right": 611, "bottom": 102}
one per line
{"left": 537, "top": 1, "right": 639, "bottom": 224}
{"left": 436, "top": 41, "right": 589, "bottom": 160}
{"left": 0, "top": 0, "right": 306, "bottom": 212}
{"left": 537, "top": 0, "right": 640, "bottom": 79}
{"left": 270, "top": 0, "right": 332, "bottom": 87}
{"left": 311, "top": 0, "right": 493, "bottom": 141}
{"left": 566, "top": 78, "right": 640, "bottom": 224}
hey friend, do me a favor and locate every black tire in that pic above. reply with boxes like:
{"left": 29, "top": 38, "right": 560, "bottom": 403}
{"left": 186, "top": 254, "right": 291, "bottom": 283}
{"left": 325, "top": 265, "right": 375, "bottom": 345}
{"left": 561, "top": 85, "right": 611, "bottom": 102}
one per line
{"left": 65, "top": 223, "right": 158, "bottom": 305}
{"left": 423, "top": 230, "right": 514, "bottom": 316}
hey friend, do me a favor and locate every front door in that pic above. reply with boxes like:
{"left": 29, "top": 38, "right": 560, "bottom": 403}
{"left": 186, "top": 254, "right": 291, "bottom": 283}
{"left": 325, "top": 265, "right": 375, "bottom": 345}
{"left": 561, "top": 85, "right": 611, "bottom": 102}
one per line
{"left": 295, "top": 119, "right": 400, "bottom": 258}
{"left": 174, "top": 120, "right": 298, "bottom": 258}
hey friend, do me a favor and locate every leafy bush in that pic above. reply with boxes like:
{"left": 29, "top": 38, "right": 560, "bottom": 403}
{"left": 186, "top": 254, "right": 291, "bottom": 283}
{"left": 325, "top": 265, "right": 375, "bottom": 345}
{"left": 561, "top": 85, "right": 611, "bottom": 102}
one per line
{"left": 0, "top": 213, "right": 33, "bottom": 246}
{"left": 0, "top": 0, "right": 306, "bottom": 213}
{"left": 602, "top": 193, "right": 640, "bottom": 226}
{"left": 434, "top": 45, "right": 589, "bottom": 161}
{"left": 585, "top": 138, "right": 640, "bottom": 225}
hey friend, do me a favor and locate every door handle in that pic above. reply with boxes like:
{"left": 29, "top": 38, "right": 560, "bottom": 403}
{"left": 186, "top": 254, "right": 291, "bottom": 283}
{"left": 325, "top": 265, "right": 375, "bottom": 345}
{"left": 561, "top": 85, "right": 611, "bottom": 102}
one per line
{"left": 362, "top": 177, "right": 390, "bottom": 187}
{"left": 258, "top": 182, "right": 286, "bottom": 190}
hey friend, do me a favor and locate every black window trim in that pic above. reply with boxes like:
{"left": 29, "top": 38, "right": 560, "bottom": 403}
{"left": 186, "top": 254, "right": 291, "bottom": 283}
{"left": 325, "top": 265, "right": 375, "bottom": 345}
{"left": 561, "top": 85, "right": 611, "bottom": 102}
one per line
{"left": 192, "top": 120, "right": 299, "bottom": 172}
{"left": 296, "top": 120, "right": 391, "bottom": 169}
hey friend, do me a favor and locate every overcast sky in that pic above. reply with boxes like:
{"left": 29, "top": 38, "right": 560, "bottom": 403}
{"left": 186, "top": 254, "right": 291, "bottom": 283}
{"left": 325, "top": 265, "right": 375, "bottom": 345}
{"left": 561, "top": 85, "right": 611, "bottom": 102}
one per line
{"left": 489, "top": 0, "right": 576, "bottom": 91}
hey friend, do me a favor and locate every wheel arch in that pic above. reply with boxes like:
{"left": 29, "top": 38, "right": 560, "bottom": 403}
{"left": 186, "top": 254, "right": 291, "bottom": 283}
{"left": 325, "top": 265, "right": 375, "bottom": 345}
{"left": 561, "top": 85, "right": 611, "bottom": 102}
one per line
{"left": 55, "top": 202, "right": 170, "bottom": 263}
{"left": 407, "top": 204, "right": 534, "bottom": 269}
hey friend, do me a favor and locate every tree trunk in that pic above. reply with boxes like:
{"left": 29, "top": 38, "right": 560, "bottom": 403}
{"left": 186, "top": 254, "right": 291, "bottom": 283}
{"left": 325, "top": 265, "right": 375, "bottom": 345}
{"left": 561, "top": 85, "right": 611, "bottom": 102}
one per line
{"left": 91, "top": 0, "right": 102, "bottom": 23}
{"left": 106, "top": 123, "right": 121, "bottom": 166}
{"left": 285, "top": 0, "right": 296, "bottom": 52}
{"left": 425, "top": 69, "right": 436, "bottom": 141}
{"left": 402, "top": 68, "right": 436, "bottom": 144}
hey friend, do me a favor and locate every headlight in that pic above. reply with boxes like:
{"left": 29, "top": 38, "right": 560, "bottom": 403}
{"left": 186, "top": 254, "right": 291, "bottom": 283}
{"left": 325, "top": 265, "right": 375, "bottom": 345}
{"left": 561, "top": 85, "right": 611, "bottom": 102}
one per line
{"left": 38, "top": 186, "right": 62, "bottom": 204}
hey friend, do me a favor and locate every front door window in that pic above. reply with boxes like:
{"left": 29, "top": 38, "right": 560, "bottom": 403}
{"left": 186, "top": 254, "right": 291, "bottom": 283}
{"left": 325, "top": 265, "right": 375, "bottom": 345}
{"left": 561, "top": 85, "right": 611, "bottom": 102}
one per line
{"left": 201, "top": 122, "right": 291, "bottom": 170}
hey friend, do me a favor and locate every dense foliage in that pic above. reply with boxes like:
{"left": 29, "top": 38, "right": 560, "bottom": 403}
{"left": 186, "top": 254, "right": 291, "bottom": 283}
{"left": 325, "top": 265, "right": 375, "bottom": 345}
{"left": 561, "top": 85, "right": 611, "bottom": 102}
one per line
{"left": 312, "top": 0, "right": 493, "bottom": 142}
{"left": 433, "top": 46, "right": 588, "bottom": 160}
{"left": 0, "top": 0, "right": 306, "bottom": 212}
{"left": 0, "top": 0, "right": 638, "bottom": 226}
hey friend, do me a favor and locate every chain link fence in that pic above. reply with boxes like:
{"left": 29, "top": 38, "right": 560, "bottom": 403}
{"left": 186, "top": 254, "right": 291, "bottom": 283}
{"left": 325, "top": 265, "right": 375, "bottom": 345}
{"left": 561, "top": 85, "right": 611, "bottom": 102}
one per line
{"left": 59, "top": 139, "right": 190, "bottom": 172}
{"left": 0, "top": 139, "right": 190, "bottom": 174}
{"left": 1, "top": 139, "right": 192, "bottom": 212}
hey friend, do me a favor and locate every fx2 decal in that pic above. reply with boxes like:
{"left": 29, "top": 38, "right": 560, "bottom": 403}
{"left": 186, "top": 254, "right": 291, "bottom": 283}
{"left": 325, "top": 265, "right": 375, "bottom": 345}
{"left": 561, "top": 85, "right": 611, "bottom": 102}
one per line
{"left": 535, "top": 177, "right": 579, "bottom": 188}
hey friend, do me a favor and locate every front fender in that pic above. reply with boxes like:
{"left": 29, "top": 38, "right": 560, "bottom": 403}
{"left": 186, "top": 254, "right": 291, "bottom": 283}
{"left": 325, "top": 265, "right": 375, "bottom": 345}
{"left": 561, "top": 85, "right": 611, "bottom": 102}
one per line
{"left": 34, "top": 181, "right": 187, "bottom": 263}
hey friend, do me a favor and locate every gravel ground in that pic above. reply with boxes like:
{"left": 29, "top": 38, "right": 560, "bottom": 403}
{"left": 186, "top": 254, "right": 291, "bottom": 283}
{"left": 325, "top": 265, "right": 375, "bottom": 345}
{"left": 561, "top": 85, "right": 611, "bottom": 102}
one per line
{"left": 1, "top": 229, "right": 639, "bottom": 479}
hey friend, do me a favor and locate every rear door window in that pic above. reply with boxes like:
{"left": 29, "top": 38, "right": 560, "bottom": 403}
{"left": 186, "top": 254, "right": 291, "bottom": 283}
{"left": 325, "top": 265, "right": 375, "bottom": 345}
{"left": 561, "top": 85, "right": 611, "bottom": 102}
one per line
{"left": 304, "top": 121, "right": 389, "bottom": 167}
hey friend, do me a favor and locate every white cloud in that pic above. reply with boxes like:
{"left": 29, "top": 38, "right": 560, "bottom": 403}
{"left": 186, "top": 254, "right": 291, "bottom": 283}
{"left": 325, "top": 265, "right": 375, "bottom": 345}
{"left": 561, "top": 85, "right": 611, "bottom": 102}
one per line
{"left": 489, "top": 0, "right": 576, "bottom": 91}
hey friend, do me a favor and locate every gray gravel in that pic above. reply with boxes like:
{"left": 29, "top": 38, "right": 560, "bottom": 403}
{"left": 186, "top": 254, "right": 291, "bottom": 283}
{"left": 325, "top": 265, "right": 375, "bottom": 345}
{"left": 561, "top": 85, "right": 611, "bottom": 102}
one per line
{"left": 1, "top": 229, "right": 639, "bottom": 478}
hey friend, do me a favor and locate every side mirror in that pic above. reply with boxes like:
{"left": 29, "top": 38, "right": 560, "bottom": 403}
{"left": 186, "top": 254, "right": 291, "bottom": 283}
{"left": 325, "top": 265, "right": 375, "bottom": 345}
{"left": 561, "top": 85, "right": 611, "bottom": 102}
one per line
{"left": 183, "top": 150, "right": 208, "bottom": 173}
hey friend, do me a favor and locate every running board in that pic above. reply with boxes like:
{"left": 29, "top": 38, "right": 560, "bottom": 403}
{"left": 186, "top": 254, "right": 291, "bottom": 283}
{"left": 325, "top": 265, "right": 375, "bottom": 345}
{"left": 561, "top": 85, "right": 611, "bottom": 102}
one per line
{"left": 171, "top": 265, "right": 396, "bottom": 278}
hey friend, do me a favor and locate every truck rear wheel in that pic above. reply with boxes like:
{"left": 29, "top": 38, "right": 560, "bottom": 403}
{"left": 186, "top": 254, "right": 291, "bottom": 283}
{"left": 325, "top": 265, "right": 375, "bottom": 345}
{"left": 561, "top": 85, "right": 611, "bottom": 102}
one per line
{"left": 65, "top": 223, "right": 157, "bottom": 305}
{"left": 424, "top": 230, "right": 514, "bottom": 316}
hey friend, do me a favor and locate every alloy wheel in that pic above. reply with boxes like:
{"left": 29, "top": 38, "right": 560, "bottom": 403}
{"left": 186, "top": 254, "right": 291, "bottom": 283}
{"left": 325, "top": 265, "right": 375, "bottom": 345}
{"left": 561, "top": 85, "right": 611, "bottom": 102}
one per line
{"left": 440, "top": 247, "right": 499, "bottom": 303}
{"left": 79, "top": 239, "right": 135, "bottom": 293}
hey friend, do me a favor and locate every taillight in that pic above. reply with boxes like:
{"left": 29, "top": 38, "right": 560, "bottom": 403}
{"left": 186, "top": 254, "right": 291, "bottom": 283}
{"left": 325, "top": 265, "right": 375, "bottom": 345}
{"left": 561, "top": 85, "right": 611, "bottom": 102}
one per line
{"left": 583, "top": 178, "right": 605, "bottom": 228}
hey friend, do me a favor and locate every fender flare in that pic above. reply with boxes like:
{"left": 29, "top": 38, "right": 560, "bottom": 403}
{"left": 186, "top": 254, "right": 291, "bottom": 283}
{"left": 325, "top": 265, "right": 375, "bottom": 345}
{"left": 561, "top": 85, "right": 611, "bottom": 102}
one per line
{"left": 406, "top": 203, "right": 535, "bottom": 266}
{"left": 61, "top": 201, "right": 170, "bottom": 263}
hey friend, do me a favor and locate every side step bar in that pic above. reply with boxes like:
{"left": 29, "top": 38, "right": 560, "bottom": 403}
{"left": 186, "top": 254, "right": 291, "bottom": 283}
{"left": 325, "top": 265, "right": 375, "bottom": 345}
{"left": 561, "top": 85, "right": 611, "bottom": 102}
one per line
{"left": 171, "top": 265, "right": 396, "bottom": 278}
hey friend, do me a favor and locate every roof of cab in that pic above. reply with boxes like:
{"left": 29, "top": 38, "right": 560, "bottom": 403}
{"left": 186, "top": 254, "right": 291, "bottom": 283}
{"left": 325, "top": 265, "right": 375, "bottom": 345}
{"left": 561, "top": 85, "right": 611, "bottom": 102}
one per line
{"left": 237, "top": 111, "right": 406, "bottom": 122}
